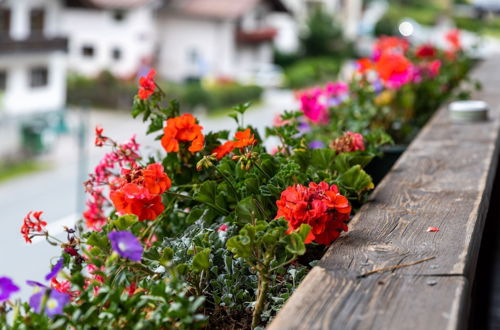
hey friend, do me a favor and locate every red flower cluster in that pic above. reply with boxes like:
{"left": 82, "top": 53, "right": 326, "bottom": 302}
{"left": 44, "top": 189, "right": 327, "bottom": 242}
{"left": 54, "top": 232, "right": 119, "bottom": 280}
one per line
{"left": 138, "top": 69, "right": 156, "bottom": 100}
{"left": 51, "top": 278, "right": 78, "bottom": 299}
{"left": 83, "top": 189, "right": 107, "bottom": 230}
{"left": 275, "top": 182, "right": 351, "bottom": 245}
{"left": 94, "top": 126, "right": 107, "bottom": 147}
{"left": 356, "top": 58, "right": 373, "bottom": 74}
{"left": 110, "top": 163, "right": 171, "bottom": 221}
{"left": 330, "top": 131, "right": 365, "bottom": 153}
{"left": 84, "top": 134, "right": 141, "bottom": 230}
{"left": 445, "top": 29, "right": 461, "bottom": 52}
{"left": 21, "top": 211, "right": 47, "bottom": 243}
{"left": 211, "top": 128, "right": 257, "bottom": 160}
{"left": 373, "top": 36, "right": 409, "bottom": 58}
{"left": 375, "top": 52, "right": 413, "bottom": 88}
{"left": 415, "top": 44, "right": 437, "bottom": 59}
{"left": 161, "top": 114, "right": 205, "bottom": 153}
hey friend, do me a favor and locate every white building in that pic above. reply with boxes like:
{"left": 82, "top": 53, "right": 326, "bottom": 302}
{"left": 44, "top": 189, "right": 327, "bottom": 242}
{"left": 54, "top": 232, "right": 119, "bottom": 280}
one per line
{"left": 0, "top": 0, "right": 67, "bottom": 117}
{"left": 61, "top": 0, "right": 158, "bottom": 78}
{"left": 0, "top": 0, "right": 68, "bottom": 157}
{"left": 156, "top": 0, "right": 289, "bottom": 82}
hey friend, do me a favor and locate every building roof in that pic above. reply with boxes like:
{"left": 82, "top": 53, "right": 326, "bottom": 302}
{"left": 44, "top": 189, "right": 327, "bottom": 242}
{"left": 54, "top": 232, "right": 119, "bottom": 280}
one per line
{"left": 65, "top": 0, "right": 151, "bottom": 9}
{"left": 164, "top": 0, "right": 289, "bottom": 19}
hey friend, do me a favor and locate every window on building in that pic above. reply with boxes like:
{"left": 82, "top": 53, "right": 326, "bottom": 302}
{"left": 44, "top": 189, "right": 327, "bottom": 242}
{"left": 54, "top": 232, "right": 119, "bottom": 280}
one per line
{"left": 30, "top": 67, "right": 48, "bottom": 88}
{"left": 112, "top": 47, "right": 121, "bottom": 61}
{"left": 0, "top": 8, "right": 11, "bottom": 37}
{"left": 30, "top": 8, "right": 45, "bottom": 36}
{"left": 113, "top": 10, "right": 126, "bottom": 22}
{"left": 0, "top": 71, "right": 7, "bottom": 91}
{"left": 82, "top": 45, "right": 95, "bottom": 58}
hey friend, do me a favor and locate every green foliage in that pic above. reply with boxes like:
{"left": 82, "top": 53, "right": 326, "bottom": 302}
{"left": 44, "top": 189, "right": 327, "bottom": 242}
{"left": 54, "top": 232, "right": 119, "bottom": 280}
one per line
{"left": 226, "top": 219, "right": 310, "bottom": 327}
{"left": 284, "top": 57, "right": 341, "bottom": 89}
{"left": 300, "top": 8, "right": 354, "bottom": 58}
{"left": 67, "top": 71, "right": 137, "bottom": 110}
{"left": 68, "top": 72, "right": 263, "bottom": 115}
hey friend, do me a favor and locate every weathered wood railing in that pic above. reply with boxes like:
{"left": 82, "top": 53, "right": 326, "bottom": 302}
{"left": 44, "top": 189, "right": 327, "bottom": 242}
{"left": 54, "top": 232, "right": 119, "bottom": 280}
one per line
{"left": 269, "top": 55, "right": 500, "bottom": 330}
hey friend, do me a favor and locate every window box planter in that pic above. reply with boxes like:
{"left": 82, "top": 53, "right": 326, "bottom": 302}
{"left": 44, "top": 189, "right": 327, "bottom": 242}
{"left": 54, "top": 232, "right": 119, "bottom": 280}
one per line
{"left": 269, "top": 56, "right": 500, "bottom": 330}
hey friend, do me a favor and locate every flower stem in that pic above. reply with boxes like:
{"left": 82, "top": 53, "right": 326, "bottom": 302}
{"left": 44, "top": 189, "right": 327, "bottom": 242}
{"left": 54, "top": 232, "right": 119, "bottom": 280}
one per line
{"left": 254, "top": 162, "right": 271, "bottom": 179}
{"left": 214, "top": 167, "right": 239, "bottom": 200}
{"left": 252, "top": 273, "right": 269, "bottom": 329}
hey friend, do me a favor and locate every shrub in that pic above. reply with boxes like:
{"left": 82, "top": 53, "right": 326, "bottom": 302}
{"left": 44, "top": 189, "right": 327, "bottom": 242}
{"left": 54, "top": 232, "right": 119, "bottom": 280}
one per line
{"left": 68, "top": 73, "right": 263, "bottom": 115}
{"left": 284, "top": 57, "right": 341, "bottom": 89}
{"left": 67, "top": 71, "right": 136, "bottom": 110}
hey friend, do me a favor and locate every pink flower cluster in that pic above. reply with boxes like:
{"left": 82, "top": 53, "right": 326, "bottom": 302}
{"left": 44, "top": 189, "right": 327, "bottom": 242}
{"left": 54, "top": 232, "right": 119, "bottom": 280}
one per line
{"left": 330, "top": 131, "right": 365, "bottom": 153}
{"left": 298, "top": 82, "right": 349, "bottom": 124}
{"left": 83, "top": 131, "right": 141, "bottom": 230}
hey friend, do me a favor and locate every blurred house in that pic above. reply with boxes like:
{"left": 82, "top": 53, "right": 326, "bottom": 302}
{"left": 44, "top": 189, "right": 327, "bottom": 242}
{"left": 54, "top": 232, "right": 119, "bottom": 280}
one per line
{"left": 0, "top": 0, "right": 68, "bottom": 158}
{"left": 157, "top": 0, "right": 289, "bottom": 82}
{"left": 61, "top": 0, "right": 158, "bottom": 78}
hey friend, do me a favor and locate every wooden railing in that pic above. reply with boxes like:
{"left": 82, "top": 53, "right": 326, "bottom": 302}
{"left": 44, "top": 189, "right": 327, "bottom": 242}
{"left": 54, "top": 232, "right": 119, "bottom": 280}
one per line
{"left": 269, "top": 55, "right": 500, "bottom": 330}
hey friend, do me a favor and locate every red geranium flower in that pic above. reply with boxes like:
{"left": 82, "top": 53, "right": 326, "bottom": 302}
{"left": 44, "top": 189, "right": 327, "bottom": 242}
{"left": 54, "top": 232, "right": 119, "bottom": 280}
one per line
{"left": 109, "top": 163, "right": 170, "bottom": 221}
{"left": 233, "top": 128, "right": 256, "bottom": 148}
{"left": 212, "top": 141, "right": 235, "bottom": 160}
{"left": 275, "top": 182, "right": 351, "bottom": 245}
{"left": 21, "top": 211, "right": 47, "bottom": 243}
{"left": 110, "top": 184, "right": 164, "bottom": 221}
{"left": 415, "top": 44, "right": 437, "bottom": 59}
{"left": 375, "top": 52, "right": 413, "bottom": 89}
{"left": 373, "top": 36, "right": 409, "bottom": 59}
{"left": 143, "top": 163, "right": 171, "bottom": 195}
{"left": 161, "top": 114, "right": 204, "bottom": 153}
{"left": 356, "top": 58, "right": 373, "bottom": 74}
{"left": 211, "top": 128, "right": 257, "bottom": 160}
{"left": 445, "top": 29, "right": 461, "bottom": 52}
{"left": 138, "top": 69, "right": 156, "bottom": 100}
{"left": 94, "top": 125, "right": 107, "bottom": 147}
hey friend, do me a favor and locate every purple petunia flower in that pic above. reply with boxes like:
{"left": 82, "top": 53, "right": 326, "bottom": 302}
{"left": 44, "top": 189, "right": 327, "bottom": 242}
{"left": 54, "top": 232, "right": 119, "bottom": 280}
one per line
{"left": 0, "top": 277, "right": 20, "bottom": 302}
{"left": 29, "top": 289, "right": 69, "bottom": 318}
{"left": 45, "top": 258, "right": 64, "bottom": 281}
{"left": 372, "top": 79, "right": 384, "bottom": 95}
{"left": 297, "top": 120, "right": 311, "bottom": 134}
{"left": 309, "top": 141, "right": 325, "bottom": 149}
{"left": 108, "top": 231, "right": 143, "bottom": 261}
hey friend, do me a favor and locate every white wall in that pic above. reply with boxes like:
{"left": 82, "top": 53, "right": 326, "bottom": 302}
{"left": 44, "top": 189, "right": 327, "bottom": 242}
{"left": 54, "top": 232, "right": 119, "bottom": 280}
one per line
{"left": 6, "top": 0, "right": 62, "bottom": 40}
{"left": 60, "top": 6, "right": 157, "bottom": 78}
{"left": 0, "top": 52, "right": 67, "bottom": 116}
{"left": 157, "top": 15, "right": 236, "bottom": 81}
{"left": 268, "top": 12, "right": 299, "bottom": 53}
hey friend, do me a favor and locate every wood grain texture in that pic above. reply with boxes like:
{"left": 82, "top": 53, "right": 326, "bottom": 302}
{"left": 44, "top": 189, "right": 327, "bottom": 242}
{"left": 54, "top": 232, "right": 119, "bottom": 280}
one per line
{"left": 269, "top": 57, "right": 500, "bottom": 330}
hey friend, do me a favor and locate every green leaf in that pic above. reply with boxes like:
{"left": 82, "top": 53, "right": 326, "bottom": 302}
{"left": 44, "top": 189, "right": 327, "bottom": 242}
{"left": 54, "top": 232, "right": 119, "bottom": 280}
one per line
{"left": 334, "top": 152, "right": 374, "bottom": 172}
{"left": 297, "top": 224, "right": 312, "bottom": 242}
{"left": 192, "top": 248, "right": 211, "bottom": 272}
{"left": 284, "top": 232, "right": 306, "bottom": 255}
{"left": 235, "top": 196, "right": 260, "bottom": 224}
{"left": 111, "top": 214, "right": 138, "bottom": 230}
{"left": 337, "top": 165, "right": 374, "bottom": 194}
{"left": 88, "top": 232, "right": 109, "bottom": 250}
{"left": 160, "top": 247, "right": 174, "bottom": 265}
{"left": 146, "top": 116, "right": 164, "bottom": 134}
{"left": 311, "top": 148, "right": 335, "bottom": 170}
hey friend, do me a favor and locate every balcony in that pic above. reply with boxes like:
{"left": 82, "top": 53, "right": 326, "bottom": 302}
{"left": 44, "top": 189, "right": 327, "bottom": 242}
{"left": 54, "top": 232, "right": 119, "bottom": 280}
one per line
{"left": 236, "top": 27, "right": 277, "bottom": 44}
{"left": 0, "top": 36, "right": 68, "bottom": 55}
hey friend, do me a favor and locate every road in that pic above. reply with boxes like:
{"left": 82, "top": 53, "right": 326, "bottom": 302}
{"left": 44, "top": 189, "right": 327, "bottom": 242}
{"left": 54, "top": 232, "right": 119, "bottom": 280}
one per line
{"left": 0, "top": 89, "right": 297, "bottom": 299}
